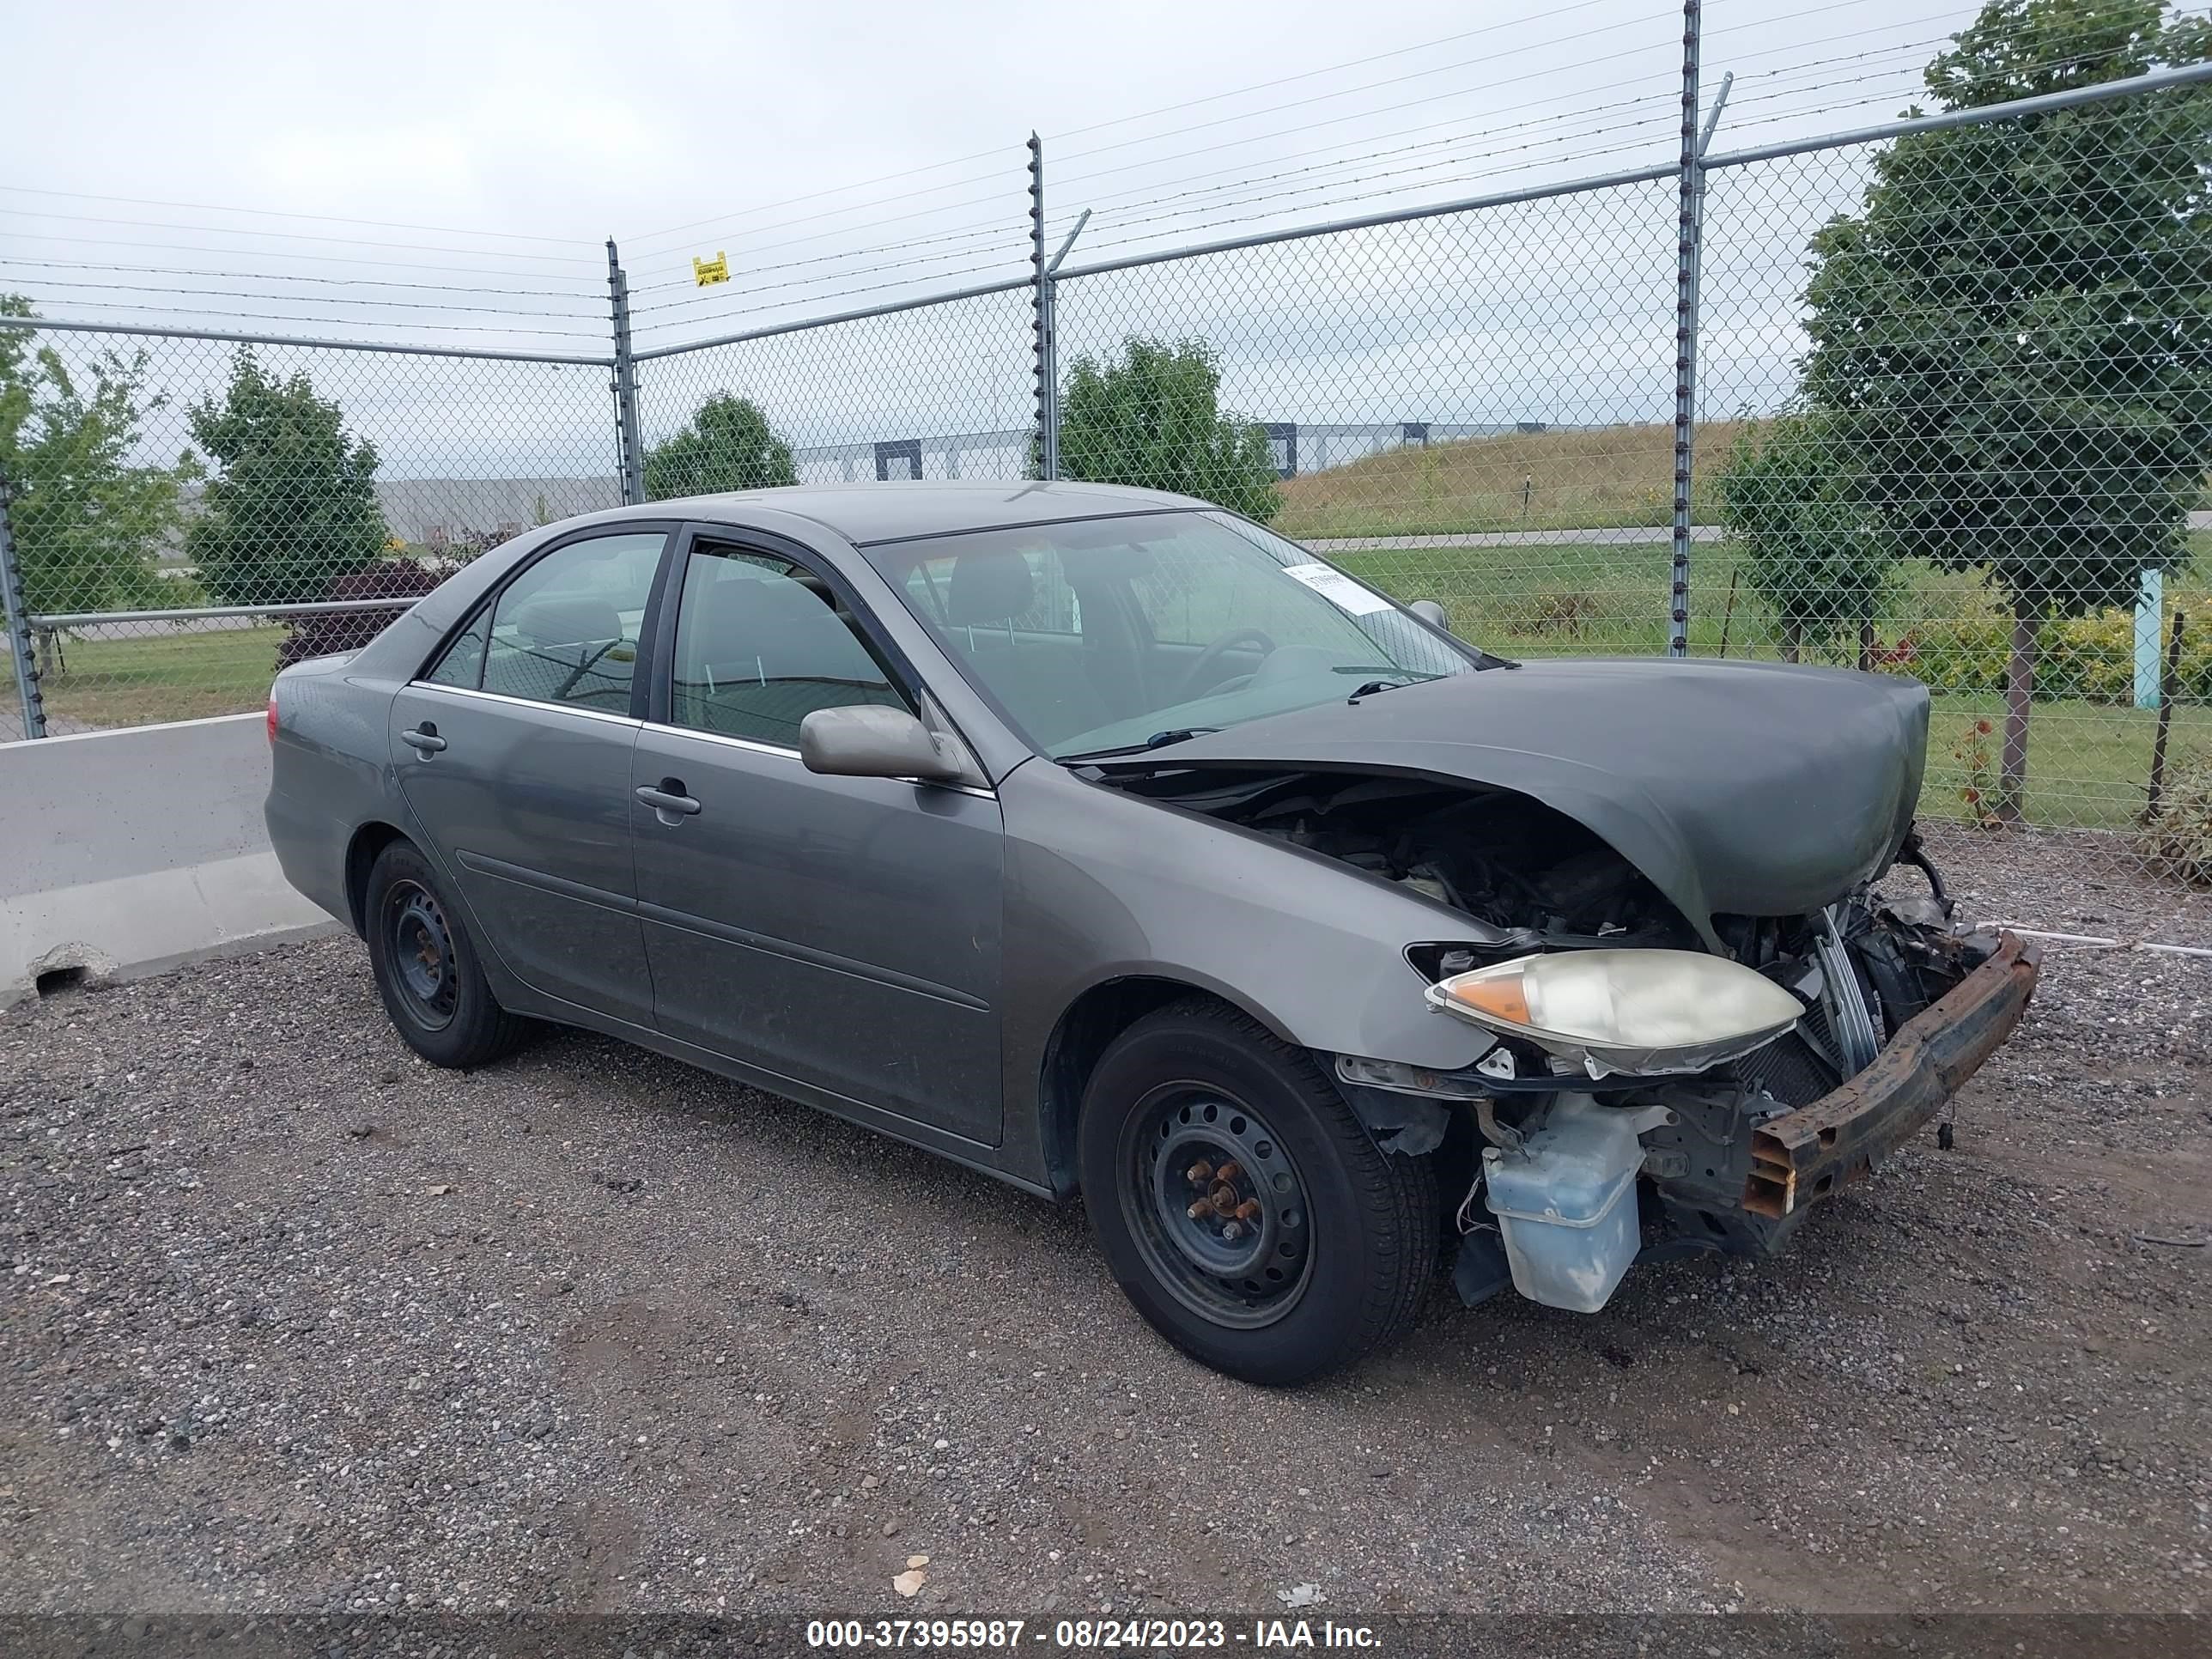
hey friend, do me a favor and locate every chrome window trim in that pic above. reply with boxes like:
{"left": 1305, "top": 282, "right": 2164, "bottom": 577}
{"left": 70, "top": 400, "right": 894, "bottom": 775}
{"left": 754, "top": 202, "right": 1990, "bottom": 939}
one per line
{"left": 641, "top": 719, "right": 998, "bottom": 801}
{"left": 404, "top": 683, "right": 643, "bottom": 729}
{"left": 644, "top": 720, "right": 801, "bottom": 762}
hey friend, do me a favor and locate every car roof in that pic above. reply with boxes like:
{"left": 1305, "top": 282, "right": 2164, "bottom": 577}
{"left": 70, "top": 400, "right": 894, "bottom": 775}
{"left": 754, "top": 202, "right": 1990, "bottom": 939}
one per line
{"left": 634, "top": 479, "right": 1214, "bottom": 546}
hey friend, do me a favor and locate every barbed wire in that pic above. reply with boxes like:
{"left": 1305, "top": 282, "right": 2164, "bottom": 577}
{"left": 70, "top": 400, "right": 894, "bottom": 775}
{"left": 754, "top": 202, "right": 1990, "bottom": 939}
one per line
{"left": 0, "top": 204, "right": 601, "bottom": 265}
{"left": 0, "top": 256, "right": 600, "bottom": 301}
{"left": 11, "top": 2, "right": 2202, "bottom": 356}
{"left": 628, "top": 221, "right": 1038, "bottom": 299}
{"left": 619, "top": 18, "right": 2200, "bottom": 333}
{"left": 608, "top": 3, "right": 2063, "bottom": 329}
{"left": 0, "top": 231, "right": 609, "bottom": 283}
{"left": 624, "top": 105, "right": 1692, "bottom": 328}
{"left": 1053, "top": 21, "right": 1686, "bottom": 171}
{"left": 621, "top": 0, "right": 1661, "bottom": 253}
{"left": 1051, "top": 0, "right": 1649, "bottom": 144}
{"left": 628, "top": 241, "right": 1035, "bottom": 319}
{"left": 615, "top": 24, "right": 1856, "bottom": 305}
{"left": 13, "top": 276, "right": 607, "bottom": 320}
{"left": 11, "top": 297, "right": 610, "bottom": 338}
{"left": 627, "top": 22, "right": 2154, "bottom": 317}
{"left": 0, "top": 183, "right": 592, "bottom": 247}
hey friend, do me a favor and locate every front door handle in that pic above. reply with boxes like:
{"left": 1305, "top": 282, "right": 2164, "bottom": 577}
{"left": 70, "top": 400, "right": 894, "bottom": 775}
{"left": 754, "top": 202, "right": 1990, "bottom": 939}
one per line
{"left": 635, "top": 780, "right": 702, "bottom": 818}
{"left": 401, "top": 724, "right": 447, "bottom": 753}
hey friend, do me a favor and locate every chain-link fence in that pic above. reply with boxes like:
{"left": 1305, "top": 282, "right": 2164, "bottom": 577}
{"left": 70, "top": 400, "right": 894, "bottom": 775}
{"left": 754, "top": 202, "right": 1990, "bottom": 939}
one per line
{"left": 1051, "top": 175, "right": 1684, "bottom": 661}
{"left": 0, "top": 324, "right": 616, "bottom": 738}
{"left": 1697, "top": 76, "right": 2212, "bottom": 845}
{"left": 631, "top": 284, "right": 1036, "bottom": 490}
{"left": 4, "top": 40, "right": 2209, "bottom": 892}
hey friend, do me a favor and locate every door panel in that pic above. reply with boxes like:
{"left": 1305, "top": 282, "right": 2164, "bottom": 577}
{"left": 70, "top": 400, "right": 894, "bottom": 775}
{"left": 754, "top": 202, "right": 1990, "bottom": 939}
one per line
{"left": 386, "top": 526, "right": 669, "bottom": 1024}
{"left": 631, "top": 534, "right": 1006, "bottom": 1144}
{"left": 633, "top": 729, "right": 1005, "bottom": 1140}
{"left": 391, "top": 687, "right": 652, "bottom": 1023}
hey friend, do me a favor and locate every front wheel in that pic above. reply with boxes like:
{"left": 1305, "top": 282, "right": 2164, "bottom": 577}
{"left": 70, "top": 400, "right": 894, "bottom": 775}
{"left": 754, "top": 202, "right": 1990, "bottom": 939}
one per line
{"left": 1077, "top": 999, "right": 1435, "bottom": 1386}
{"left": 363, "top": 840, "right": 528, "bottom": 1069}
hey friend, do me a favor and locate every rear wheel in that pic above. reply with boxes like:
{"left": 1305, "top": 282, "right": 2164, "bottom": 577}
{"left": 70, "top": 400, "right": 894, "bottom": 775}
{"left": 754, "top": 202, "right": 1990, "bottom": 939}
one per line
{"left": 1078, "top": 998, "right": 1435, "bottom": 1386}
{"left": 364, "top": 841, "right": 527, "bottom": 1069}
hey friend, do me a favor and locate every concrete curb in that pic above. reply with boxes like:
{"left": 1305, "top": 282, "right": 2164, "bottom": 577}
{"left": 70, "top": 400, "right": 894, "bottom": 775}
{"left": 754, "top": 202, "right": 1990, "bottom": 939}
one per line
{"left": 1, "top": 853, "right": 342, "bottom": 1008}
{"left": 0, "top": 713, "right": 345, "bottom": 1010}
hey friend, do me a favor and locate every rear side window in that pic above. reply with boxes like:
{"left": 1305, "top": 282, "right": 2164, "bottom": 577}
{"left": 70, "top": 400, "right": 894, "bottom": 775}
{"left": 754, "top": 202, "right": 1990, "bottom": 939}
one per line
{"left": 423, "top": 610, "right": 490, "bottom": 689}
{"left": 451, "top": 531, "right": 665, "bottom": 713}
{"left": 668, "top": 544, "right": 908, "bottom": 747}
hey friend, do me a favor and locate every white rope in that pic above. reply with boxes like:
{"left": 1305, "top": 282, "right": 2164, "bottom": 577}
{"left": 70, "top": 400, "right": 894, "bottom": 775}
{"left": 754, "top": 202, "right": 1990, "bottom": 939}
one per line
{"left": 1990, "top": 926, "right": 2212, "bottom": 963}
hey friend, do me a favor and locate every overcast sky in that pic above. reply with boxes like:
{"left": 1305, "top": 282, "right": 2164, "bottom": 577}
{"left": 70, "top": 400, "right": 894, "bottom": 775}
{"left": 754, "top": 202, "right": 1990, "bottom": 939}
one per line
{"left": 0, "top": 0, "right": 1996, "bottom": 473}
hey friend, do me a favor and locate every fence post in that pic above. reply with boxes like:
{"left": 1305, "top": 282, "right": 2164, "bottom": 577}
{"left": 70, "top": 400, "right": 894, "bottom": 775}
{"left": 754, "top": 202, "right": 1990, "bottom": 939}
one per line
{"left": 606, "top": 239, "right": 646, "bottom": 506}
{"left": 1030, "top": 134, "right": 1058, "bottom": 481}
{"left": 1668, "top": 0, "right": 1704, "bottom": 659}
{"left": 0, "top": 478, "right": 46, "bottom": 740}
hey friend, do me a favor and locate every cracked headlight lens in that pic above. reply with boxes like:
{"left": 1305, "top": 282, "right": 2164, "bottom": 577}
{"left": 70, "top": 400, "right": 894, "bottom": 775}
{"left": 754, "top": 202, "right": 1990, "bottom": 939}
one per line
{"left": 1425, "top": 949, "right": 1804, "bottom": 1078}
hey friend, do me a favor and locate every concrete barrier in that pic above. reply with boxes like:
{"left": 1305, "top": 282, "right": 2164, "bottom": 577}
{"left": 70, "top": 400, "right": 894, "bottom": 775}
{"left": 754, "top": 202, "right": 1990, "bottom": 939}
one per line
{"left": 0, "top": 713, "right": 341, "bottom": 1007}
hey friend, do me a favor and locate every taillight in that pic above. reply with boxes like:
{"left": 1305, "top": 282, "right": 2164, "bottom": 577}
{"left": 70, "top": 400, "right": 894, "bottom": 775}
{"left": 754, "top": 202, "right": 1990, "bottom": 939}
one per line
{"left": 266, "top": 696, "right": 279, "bottom": 744}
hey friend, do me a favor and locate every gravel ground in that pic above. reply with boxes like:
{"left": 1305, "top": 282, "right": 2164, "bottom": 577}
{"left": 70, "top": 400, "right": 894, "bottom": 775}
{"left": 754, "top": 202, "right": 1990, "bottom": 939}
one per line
{"left": 2, "top": 835, "right": 2207, "bottom": 1623}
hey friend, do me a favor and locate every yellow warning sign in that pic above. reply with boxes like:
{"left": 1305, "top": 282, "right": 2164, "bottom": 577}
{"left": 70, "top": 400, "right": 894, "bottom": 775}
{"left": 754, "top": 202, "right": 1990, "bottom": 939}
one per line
{"left": 692, "top": 251, "right": 730, "bottom": 287}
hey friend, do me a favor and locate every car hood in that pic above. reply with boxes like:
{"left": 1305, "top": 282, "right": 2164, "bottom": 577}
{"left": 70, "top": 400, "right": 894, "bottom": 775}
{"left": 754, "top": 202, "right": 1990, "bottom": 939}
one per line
{"left": 1093, "top": 656, "right": 1929, "bottom": 944}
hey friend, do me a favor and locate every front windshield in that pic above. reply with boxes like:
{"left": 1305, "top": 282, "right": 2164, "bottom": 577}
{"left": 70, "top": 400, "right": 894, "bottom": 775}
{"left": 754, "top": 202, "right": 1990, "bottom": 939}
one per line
{"left": 860, "top": 509, "right": 1479, "bottom": 759}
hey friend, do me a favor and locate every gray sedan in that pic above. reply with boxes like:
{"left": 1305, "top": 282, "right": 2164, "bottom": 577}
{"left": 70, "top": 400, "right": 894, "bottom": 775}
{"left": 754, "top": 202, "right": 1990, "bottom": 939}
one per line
{"left": 266, "top": 482, "right": 2038, "bottom": 1384}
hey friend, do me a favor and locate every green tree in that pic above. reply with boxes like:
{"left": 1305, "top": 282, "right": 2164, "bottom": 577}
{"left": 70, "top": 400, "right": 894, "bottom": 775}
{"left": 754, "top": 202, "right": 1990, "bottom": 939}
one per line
{"left": 0, "top": 295, "right": 192, "bottom": 632}
{"left": 643, "top": 393, "right": 797, "bottom": 499}
{"left": 1055, "top": 337, "right": 1283, "bottom": 523}
{"left": 1800, "top": 0, "right": 2212, "bottom": 821}
{"left": 185, "top": 349, "right": 389, "bottom": 607}
{"left": 1715, "top": 412, "right": 1895, "bottom": 665}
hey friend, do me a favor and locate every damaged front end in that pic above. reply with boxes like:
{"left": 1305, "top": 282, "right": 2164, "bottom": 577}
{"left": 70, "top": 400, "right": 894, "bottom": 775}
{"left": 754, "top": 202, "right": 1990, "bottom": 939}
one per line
{"left": 1367, "top": 863, "right": 2040, "bottom": 1314}
{"left": 1085, "top": 670, "right": 2039, "bottom": 1316}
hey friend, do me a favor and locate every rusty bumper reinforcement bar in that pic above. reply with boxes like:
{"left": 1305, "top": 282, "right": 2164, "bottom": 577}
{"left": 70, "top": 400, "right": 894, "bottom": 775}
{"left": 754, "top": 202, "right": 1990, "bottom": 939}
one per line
{"left": 1745, "top": 932, "right": 2041, "bottom": 1219}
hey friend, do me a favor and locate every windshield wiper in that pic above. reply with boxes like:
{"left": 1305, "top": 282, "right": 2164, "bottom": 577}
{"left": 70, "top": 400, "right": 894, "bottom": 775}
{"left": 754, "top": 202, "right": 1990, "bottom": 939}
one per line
{"left": 1346, "top": 677, "right": 1421, "bottom": 702}
{"left": 1058, "top": 726, "right": 1220, "bottom": 763}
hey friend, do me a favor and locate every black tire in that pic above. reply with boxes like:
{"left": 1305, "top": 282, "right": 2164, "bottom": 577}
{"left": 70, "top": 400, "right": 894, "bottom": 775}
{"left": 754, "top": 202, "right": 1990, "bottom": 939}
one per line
{"left": 363, "top": 840, "right": 528, "bottom": 1069}
{"left": 1077, "top": 997, "right": 1436, "bottom": 1386}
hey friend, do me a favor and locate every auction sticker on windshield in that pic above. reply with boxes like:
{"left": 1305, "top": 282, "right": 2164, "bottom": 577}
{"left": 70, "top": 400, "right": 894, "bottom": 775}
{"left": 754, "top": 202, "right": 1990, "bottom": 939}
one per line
{"left": 1279, "top": 562, "right": 1395, "bottom": 616}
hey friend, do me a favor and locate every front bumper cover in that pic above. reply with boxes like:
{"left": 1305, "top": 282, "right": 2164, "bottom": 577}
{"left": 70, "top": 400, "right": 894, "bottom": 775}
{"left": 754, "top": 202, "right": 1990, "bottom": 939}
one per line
{"left": 1742, "top": 930, "right": 2040, "bottom": 1219}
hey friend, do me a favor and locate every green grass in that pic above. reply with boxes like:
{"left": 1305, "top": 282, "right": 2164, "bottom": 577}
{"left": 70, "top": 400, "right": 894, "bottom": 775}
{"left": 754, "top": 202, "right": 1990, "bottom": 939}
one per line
{"left": 1273, "top": 422, "right": 1737, "bottom": 540}
{"left": 1269, "top": 422, "right": 2212, "bottom": 544}
{"left": 36, "top": 625, "right": 282, "bottom": 729}
{"left": 1917, "top": 690, "right": 2210, "bottom": 831}
{"left": 1336, "top": 532, "right": 2212, "bottom": 653}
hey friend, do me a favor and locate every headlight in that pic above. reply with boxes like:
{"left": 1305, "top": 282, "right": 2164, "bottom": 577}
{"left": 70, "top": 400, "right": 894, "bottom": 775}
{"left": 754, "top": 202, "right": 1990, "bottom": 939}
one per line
{"left": 1425, "top": 949, "right": 1803, "bottom": 1078}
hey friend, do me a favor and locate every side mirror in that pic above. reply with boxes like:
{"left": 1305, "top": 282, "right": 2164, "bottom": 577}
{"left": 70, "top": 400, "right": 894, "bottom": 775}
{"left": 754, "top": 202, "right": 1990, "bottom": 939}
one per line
{"left": 799, "top": 704, "right": 965, "bottom": 783}
{"left": 1408, "top": 599, "right": 1450, "bottom": 631}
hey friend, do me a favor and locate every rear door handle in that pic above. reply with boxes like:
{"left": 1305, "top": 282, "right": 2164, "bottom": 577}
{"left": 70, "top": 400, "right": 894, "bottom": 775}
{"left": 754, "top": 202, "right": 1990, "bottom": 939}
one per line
{"left": 401, "top": 725, "right": 447, "bottom": 753}
{"left": 635, "top": 781, "right": 702, "bottom": 817}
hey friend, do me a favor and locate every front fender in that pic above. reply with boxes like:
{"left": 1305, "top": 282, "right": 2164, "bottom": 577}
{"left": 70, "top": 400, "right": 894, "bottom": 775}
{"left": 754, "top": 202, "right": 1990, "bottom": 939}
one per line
{"left": 999, "top": 760, "right": 1495, "bottom": 1148}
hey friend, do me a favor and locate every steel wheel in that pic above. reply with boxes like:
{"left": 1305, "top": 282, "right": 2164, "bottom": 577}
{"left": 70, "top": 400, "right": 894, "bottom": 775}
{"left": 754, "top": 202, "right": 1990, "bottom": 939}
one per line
{"left": 383, "top": 878, "right": 458, "bottom": 1030}
{"left": 1121, "top": 1082, "right": 1314, "bottom": 1330}
{"left": 1079, "top": 998, "right": 1437, "bottom": 1385}
{"left": 363, "top": 841, "right": 527, "bottom": 1069}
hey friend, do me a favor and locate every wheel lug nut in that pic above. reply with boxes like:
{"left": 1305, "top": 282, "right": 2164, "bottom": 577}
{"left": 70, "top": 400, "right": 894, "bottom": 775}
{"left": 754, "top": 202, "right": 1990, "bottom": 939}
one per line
{"left": 1187, "top": 1199, "right": 1212, "bottom": 1220}
{"left": 1234, "top": 1200, "right": 1262, "bottom": 1223}
{"left": 1221, "top": 1221, "right": 1244, "bottom": 1243}
{"left": 1186, "top": 1160, "right": 1213, "bottom": 1186}
{"left": 1215, "top": 1161, "right": 1242, "bottom": 1183}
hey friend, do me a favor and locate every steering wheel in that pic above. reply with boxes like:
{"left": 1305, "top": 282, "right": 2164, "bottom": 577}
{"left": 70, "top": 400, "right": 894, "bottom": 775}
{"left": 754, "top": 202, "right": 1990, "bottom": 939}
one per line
{"left": 1175, "top": 627, "right": 1277, "bottom": 702}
